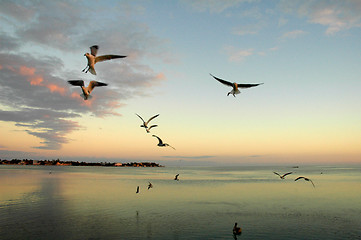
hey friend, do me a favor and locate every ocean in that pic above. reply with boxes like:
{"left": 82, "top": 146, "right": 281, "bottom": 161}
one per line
{"left": 0, "top": 164, "right": 360, "bottom": 240}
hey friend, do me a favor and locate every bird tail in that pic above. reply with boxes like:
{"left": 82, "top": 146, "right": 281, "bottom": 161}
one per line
{"left": 89, "top": 67, "right": 96, "bottom": 75}
{"left": 80, "top": 93, "right": 92, "bottom": 100}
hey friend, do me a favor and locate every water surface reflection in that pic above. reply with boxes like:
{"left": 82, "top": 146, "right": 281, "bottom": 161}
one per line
{"left": 0, "top": 165, "right": 360, "bottom": 239}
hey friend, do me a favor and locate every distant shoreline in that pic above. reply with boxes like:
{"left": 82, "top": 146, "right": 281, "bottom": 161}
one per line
{"left": 0, "top": 159, "right": 164, "bottom": 167}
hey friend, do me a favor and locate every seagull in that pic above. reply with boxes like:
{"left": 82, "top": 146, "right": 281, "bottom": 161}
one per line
{"left": 152, "top": 135, "right": 175, "bottom": 150}
{"left": 136, "top": 186, "right": 140, "bottom": 193}
{"left": 68, "top": 80, "right": 108, "bottom": 100}
{"left": 174, "top": 174, "right": 179, "bottom": 181}
{"left": 233, "top": 222, "right": 242, "bottom": 236}
{"left": 273, "top": 172, "right": 293, "bottom": 179}
{"left": 136, "top": 114, "right": 159, "bottom": 133}
{"left": 148, "top": 182, "right": 153, "bottom": 190}
{"left": 210, "top": 73, "right": 263, "bottom": 97}
{"left": 82, "top": 45, "right": 127, "bottom": 75}
{"left": 295, "top": 176, "right": 315, "bottom": 188}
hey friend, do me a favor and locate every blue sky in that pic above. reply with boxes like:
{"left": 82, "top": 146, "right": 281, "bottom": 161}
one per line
{"left": 0, "top": 0, "right": 360, "bottom": 165}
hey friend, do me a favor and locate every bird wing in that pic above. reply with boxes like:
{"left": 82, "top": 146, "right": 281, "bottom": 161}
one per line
{"left": 282, "top": 172, "right": 293, "bottom": 177}
{"left": 210, "top": 74, "right": 233, "bottom": 87}
{"left": 95, "top": 55, "right": 127, "bottom": 63}
{"left": 68, "top": 80, "right": 84, "bottom": 86}
{"left": 136, "top": 114, "right": 145, "bottom": 124}
{"left": 273, "top": 172, "right": 281, "bottom": 177}
{"left": 237, "top": 83, "right": 264, "bottom": 88}
{"left": 294, "top": 176, "right": 304, "bottom": 181}
{"left": 148, "top": 125, "right": 158, "bottom": 130}
{"left": 168, "top": 145, "right": 176, "bottom": 150}
{"left": 90, "top": 45, "right": 99, "bottom": 56}
{"left": 152, "top": 135, "right": 163, "bottom": 144}
{"left": 146, "top": 114, "right": 159, "bottom": 125}
{"left": 88, "top": 81, "right": 108, "bottom": 93}
{"left": 309, "top": 179, "right": 315, "bottom": 188}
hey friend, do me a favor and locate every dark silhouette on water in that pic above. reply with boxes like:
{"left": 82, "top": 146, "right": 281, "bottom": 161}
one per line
{"left": 174, "top": 174, "right": 179, "bottom": 181}
{"left": 233, "top": 222, "right": 242, "bottom": 238}
{"left": 136, "top": 186, "right": 140, "bottom": 193}
{"left": 210, "top": 73, "right": 263, "bottom": 97}
{"left": 273, "top": 171, "right": 292, "bottom": 179}
{"left": 295, "top": 176, "right": 315, "bottom": 188}
{"left": 148, "top": 182, "right": 153, "bottom": 190}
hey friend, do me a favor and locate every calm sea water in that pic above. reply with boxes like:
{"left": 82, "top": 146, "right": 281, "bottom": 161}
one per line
{"left": 0, "top": 164, "right": 360, "bottom": 240}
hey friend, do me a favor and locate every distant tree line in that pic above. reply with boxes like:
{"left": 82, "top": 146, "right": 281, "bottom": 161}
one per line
{"left": 0, "top": 159, "right": 163, "bottom": 167}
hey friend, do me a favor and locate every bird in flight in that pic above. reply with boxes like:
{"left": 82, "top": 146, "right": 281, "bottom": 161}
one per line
{"left": 148, "top": 182, "right": 153, "bottom": 190}
{"left": 295, "top": 176, "right": 315, "bottom": 188}
{"left": 152, "top": 135, "right": 175, "bottom": 150}
{"left": 136, "top": 114, "right": 159, "bottom": 133}
{"left": 82, "top": 45, "right": 126, "bottom": 75}
{"left": 273, "top": 172, "right": 293, "bottom": 179}
{"left": 136, "top": 186, "right": 140, "bottom": 193}
{"left": 68, "top": 80, "right": 107, "bottom": 100}
{"left": 174, "top": 174, "right": 179, "bottom": 181}
{"left": 210, "top": 73, "right": 263, "bottom": 97}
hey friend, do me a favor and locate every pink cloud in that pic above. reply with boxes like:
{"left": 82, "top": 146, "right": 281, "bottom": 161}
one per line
{"left": 19, "top": 66, "right": 36, "bottom": 76}
{"left": 47, "top": 83, "right": 66, "bottom": 95}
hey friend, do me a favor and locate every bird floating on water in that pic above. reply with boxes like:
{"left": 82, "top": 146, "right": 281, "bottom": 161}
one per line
{"left": 82, "top": 45, "right": 126, "bottom": 75}
{"left": 152, "top": 135, "right": 175, "bottom": 150}
{"left": 295, "top": 176, "right": 315, "bottom": 188}
{"left": 210, "top": 73, "right": 263, "bottom": 97}
{"left": 68, "top": 80, "right": 108, "bottom": 100}
{"left": 148, "top": 182, "right": 153, "bottom": 190}
{"left": 136, "top": 114, "right": 159, "bottom": 133}
{"left": 273, "top": 171, "right": 293, "bottom": 179}
{"left": 174, "top": 174, "right": 179, "bottom": 181}
{"left": 136, "top": 186, "right": 140, "bottom": 193}
{"left": 233, "top": 222, "right": 242, "bottom": 236}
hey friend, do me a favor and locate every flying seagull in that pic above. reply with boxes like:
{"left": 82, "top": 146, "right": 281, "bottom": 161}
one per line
{"left": 152, "top": 135, "right": 175, "bottom": 150}
{"left": 136, "top": 114, "right": 159, "bottom": 133}
{"left": 136, "top": 186, "right": 140, "bottom": 193}
{"left": 210, "top": 73, "right": 263, "bottom": 97}
{"left": 148, "top": 182, "right": 153, "bottom": 190}
{"left": 233, "top": 222, "right": 242, "bottom": 236}
{"left": 82, "top": 45, "right": 126, "bottom": 75}
{"left": 295, "top": 176, "right": 315, "bottom": 188}
{"left": 174, "top": 174, "right": 179, "bottom": 181}
{"left": 68, "top": 80, "right": 108, "bottom": 100}
{"left": 273, "top": 172, "right": 293, "bottom": 179}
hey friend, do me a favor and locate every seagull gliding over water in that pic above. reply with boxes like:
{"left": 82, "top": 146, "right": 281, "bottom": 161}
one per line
{"left": 82, "top": 45, "right": 127, "bottom": 75}
{"left": 273, "top": 172, "right": 293, "bottom": 179}
{"left": 210, "top": 73, "right": 263, "bottom": 97}
{"left": 295, "top": 176, "right": 315, "bottom": 188}
{"left": 68, "top": 80, "right": 108, "bottom": 100}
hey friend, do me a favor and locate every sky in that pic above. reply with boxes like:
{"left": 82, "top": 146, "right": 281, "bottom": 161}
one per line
{"left": 0, "top": 0, "right": 360, "bottom": 165}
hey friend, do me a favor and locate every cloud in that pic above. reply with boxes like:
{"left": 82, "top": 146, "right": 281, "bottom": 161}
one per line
{"left": 281, "top": 30, "right": 307, "bottom": 39}
{"left": 181, "top": 0, "right": 257, "bottom": 14}
{"left": 0, "top": 32, "right": 21, "bottom": 51}
{"left": 280, "top": 0, "right": 361, "bottom": 35}
{"left": 223, "top": 46, "right": 254, "bottom": 62}
{"left": 0, "top": 1, "right": 172, "bottom": 151}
